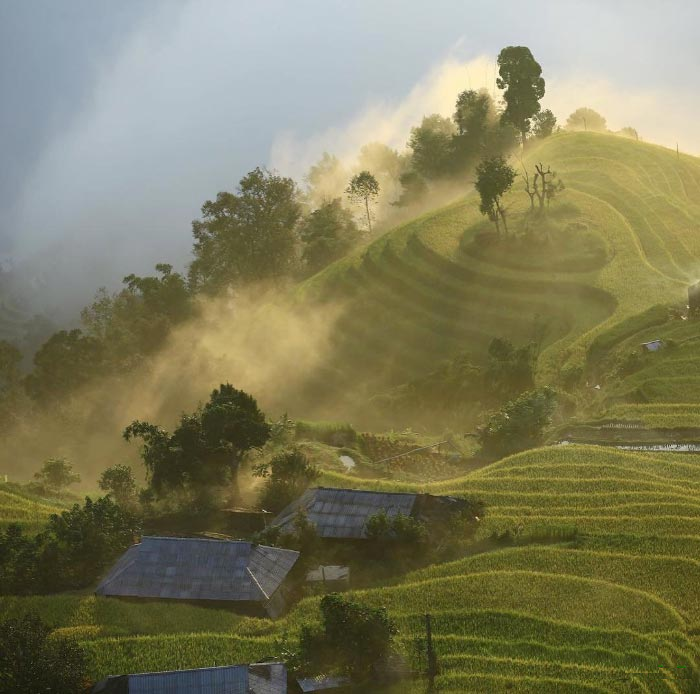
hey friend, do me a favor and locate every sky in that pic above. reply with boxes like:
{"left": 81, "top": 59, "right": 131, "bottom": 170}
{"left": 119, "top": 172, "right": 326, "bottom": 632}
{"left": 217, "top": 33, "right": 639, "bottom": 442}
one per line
{"left": 2, "top": 0, "right": 700, "bottom": 316}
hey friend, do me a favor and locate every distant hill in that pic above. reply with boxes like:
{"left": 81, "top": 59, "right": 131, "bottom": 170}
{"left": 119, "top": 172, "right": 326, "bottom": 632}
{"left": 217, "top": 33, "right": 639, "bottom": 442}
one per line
{"left": 296, "top": 132, "right": 700, "bottom": 419}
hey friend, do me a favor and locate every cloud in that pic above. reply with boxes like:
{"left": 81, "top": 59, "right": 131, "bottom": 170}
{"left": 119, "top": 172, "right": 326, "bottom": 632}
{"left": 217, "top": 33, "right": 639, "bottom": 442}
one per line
{"left": 544, "top": 75, "right": 700, "bottom": 155}
{"left": 270, "top": 55, "right": 498, "bottom": 177}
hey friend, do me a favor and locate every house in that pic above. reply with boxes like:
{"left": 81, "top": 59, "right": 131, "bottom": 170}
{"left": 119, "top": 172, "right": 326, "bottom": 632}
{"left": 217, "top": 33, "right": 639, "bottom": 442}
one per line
{"left": 641, "top": 339, "right": 664, "bottom": 352}
{"left": 92, "top": 662, "right": 287, "bottom": 694}
{"left": 271, "top": 487, "right": 471, "bottom": 540}
{"left": 96, "top": 536, "right": 299, "bottom": 618}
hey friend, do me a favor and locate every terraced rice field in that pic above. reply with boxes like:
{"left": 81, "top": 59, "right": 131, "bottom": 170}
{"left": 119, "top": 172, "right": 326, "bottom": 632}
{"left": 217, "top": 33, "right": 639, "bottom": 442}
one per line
{"left": 6, "top": 444, "right": 700, "bottom": 691}
{"left": 0, "top": 484, "right": 64, "bottom": 532}
{"left": 298, "top": 132, "right": 700, "bottom": 409}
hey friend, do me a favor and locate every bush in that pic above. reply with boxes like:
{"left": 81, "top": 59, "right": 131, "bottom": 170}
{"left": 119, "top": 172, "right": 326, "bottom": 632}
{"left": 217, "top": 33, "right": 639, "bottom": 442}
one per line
{"left": 295, "top": 593, "right": 397, "bottom": 680}
{"left": 478, "top": 387, "right": 557, "bottom": 458}
{"left": 0, "top": 613, "right": 88, "bottom": 693}
{"left": 253, "top": 449, "right": 320, "bottom": 513}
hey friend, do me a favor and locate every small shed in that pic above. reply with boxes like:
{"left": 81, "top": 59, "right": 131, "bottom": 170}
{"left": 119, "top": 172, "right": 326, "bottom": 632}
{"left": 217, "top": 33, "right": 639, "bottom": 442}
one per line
{"left": 96, "top": 536, "right": 299, "bottom": 618}
{"left": 641, "top": 339, "right": 664, "bottom": 352}
{"left": 306, "top": 565, "right": 350, "bottom": 589}
{"left": 295, "top": 675, "right": 352, "bottom": 693}
{"left": 92, "top": 662, "right": 287, "bottom": 694}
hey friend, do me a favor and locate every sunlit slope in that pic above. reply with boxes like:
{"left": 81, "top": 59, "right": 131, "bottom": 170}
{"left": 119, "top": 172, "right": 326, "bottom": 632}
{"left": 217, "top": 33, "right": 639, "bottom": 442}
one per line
{"left": 6, "top": 445, "right": 700, "bottom": 689}
{"left": 0, "top": 483, "right": 64, "bottom": 532}
{"left": 299, "top": 132, "right": 700, "bottom": 392}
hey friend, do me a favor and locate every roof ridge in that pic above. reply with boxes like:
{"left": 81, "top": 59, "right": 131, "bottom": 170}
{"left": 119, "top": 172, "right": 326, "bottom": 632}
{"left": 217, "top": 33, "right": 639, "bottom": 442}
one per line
{"left": 142, "top": 535, "right": 252, "bottom": 544}
{"left": 126, "top": 662, "right": 284, "bottom": 678}
{"left": 314, "top": 486, "right": 417, "bottom": 496}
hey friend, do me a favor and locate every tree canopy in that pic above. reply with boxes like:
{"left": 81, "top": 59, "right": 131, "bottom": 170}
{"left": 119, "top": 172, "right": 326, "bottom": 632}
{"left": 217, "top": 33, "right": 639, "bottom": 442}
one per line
{"left": 33, "top": 458, "right": 80, "bottom": 495}
{"left": 346, "top": 170, "right": 380, "bottom": 234}
{"left": 0, "top": 614, "right": 88, "bottom": 694}
{"left": 189, "top": 167, "right": 301, "bottom": 292}
{"left": 299, "top": 198, "right": 360, "bottom": 275}
{"left": 408, "top": 114, "right": 456, "bottom": 180}
{"left": 566, "top": 107, "right": 607, "bottom": 132}
{"left": 496, "top": 46, "right": 545, "bottom": 143}
{"left": 475, "top": 156, "right": 517, "bottom": 235}
{"left": 532, "top": 109, "right": 557, "bottom": 138}
{"left": 124, "top": 383, "right": 270, "bottom": 497}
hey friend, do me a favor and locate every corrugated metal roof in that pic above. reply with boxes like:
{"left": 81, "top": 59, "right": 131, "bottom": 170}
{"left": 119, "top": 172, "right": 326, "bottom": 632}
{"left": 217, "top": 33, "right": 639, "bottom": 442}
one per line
{"left": 272, "top": 488, "right": 417, "bottom": 539}
{"left": 296, "top": 675, "right": 350, "bottom": 692}
{"left": 94, "top": 662, "right": 287, "bottom": 694}
{"left": 96, "top": 537, "right": 298, "bottom": 603}
{"left": 306, "top": 566, "right": 349, "bottom": 583}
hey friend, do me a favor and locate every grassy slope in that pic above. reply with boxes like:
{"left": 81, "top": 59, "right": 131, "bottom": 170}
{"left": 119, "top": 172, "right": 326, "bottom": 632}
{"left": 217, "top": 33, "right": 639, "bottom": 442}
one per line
{"left": 7, "top": 445, "right": 700, "bottom": 691}
{"left": 0, "top": 483, "right": 65, "bottom": 532}
{"left": 297, "top": 132, "right": 700, "bottom": 409}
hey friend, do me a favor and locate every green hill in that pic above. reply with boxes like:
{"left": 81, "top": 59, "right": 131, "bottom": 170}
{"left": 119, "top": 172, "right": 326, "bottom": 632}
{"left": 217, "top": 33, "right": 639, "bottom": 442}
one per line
{"left": 297, "top": 132, "right": 700, "bottom": 420}
{"left": 0, "top": 483, "right": 65, "bottom": 532}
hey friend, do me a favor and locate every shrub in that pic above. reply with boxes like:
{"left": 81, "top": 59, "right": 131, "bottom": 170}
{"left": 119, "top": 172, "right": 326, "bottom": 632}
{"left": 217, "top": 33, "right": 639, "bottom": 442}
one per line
{"left": 0, "top": 613, "right": 88, "bottom": 693}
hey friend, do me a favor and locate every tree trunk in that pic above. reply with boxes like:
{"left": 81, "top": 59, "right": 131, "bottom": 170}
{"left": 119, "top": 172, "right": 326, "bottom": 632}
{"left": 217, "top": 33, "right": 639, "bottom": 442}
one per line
{"left": 365, "top": 197, "right": 372, "bottom": 235}
{"left": 495, "top": 199, "right": 508, "bottom": 236}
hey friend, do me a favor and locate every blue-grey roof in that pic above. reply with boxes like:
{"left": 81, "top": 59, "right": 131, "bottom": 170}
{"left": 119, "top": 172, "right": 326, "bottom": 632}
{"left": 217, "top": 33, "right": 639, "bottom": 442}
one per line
{"left": 272, "top": 487, "right": 417, "bottom": 539}
{"left": 93, "top": 662, "right": 287, "bottom": 694}
{"left": 96, "top": 537, "right": 298, "bottom": 603}
{"left": 297, "top": 675, "right": 350, "bottom": 692}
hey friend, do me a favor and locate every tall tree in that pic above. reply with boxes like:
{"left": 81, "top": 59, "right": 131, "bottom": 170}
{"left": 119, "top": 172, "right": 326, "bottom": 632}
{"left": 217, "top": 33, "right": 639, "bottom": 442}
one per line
{"left": 408, "top": 114, "right": 456, "bottom": 180}
{"left": 532, "top": 109, "right": 557, "bottom": 138}
{"left": 24, "top": 328, "right": 103, "bottom": 401}
{"left": 496, "top": 46, "right": 545, "bottom": 145}
{"left": 33, "top": 458, "right": 80, "bottom": 495}
{"left": 345, "top": 171, "right": 380, "bottom": 234}
{"left": 475, "top": 156, "right": 517, "bottom": 236}
{"left": 124, "top": 383, "right": 270, "bottom": 499}
{"left": 299, "top": 198, "right": 360, "bottom": 275}
{"left": 0, "top": 340, "right": 21, "bottom": 394}
{"left": 189, "top": 168, "right": 301, "bottom": 293}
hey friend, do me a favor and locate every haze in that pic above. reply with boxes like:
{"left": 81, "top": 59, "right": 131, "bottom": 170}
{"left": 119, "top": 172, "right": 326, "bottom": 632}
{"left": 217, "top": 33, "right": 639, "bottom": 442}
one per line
{"left": 2, "top": 0, "right": 700, "bottom": 318}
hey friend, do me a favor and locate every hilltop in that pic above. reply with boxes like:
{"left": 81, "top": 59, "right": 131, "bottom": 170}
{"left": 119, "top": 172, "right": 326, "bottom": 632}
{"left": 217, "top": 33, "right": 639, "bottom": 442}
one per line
{"left": 295, "top": 131, "right": 700, "bottom": 424}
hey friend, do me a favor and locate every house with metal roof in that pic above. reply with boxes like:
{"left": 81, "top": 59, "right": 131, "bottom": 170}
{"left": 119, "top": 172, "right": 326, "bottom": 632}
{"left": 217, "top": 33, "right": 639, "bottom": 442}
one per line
{"left": 271, "top": 487, "right": 470, "bottom": 540}
{"left": 92, "top": 662, "right": 287, "bottom": 694}
{"left": 96, "top": 536, "right": 299, "bottom": 617}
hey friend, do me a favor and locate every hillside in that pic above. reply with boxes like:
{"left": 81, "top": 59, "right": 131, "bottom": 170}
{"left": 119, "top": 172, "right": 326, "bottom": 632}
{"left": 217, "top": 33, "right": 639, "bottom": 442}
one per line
{"left": 297, "top": 132, "right": 700, "bottom": 422}
{"left": 6, "top": 443, "right": 700, "bottom": 691}
{"left": 0, "top": 483, "right": 66, "bottom": 532}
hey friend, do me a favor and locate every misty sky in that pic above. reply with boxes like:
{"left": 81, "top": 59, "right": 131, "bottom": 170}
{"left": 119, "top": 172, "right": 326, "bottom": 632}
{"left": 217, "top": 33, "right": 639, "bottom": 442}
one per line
{"left": 2, "top": 0, "right": 699, "bottom": 316}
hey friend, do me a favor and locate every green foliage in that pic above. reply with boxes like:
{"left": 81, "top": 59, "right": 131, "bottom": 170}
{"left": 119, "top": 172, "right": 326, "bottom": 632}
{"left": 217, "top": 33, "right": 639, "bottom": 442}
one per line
{"left": 124, "top": 383, "right": 270, "bottom": 496}
{"left": 299, "top": 198, "right": 360, "bottom": 275}
{"left": 364, "top": 510, "right": 428, "bottom": 545}
{"left": 294, "top": 420, "right": 357, "bottom": 447}
{"left": 475, "top": 156, "right": 517, "bottom": 234}
{"left": 485, "top": 337, "right": 536, "bottom": 401}
{"left": 189, "top": 167, "right": 301, "bottom": 292}
{"left": 532, "top": 109, "right": 557, "bottom": 138}
{"left": 345, "top": 170, "right": 380, "bottom": 234}
{"left": 478, "top": 386, "right": 557, "bottom": 458}
{"left": 496, "top": 46, "right": 545, "bottom": 141}
{"left": 296, "top": 592, "right": 398, "bottom": 680}
{"left": 566, "top": 107, "right": 607, "bottom": 132}
{"left": 0, "top": 613, "right": 88, "bottom": 694}
{"left": 408, "top": 114, "right": 456, "bottom": 180}
{"left": 0, "top": 340, "right": 21, "bottom": 394}
{"left": 33, "top": 458, "right": 80, "bottom": 495}
{"left": 81, "top": 264, "right": 192, "bottom": 367}
{"left": 618, "top": 126, "right": 639, "bottom": 140}
{"left": 24, "top": 328, "right": 104, "bottom": 401}
{"left": 393, "top": 170, "right": 428, "bottom": 208}
{"left": 253, "top": 448, "right": 320, "bottom": 512}
{"left": 98, "top": 465, "right": 138, "bottom": 506}
{"left": 0, "top": 496, "right": 139, "bottom": 594}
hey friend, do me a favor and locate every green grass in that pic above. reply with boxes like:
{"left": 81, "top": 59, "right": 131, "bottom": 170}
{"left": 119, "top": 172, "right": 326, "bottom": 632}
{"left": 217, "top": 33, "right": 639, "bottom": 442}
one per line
{"left": 0, "top": 483, "right": 65, "bottom": 532}
{"left": 295, "top": 131, "right": 700, "bottom": 419}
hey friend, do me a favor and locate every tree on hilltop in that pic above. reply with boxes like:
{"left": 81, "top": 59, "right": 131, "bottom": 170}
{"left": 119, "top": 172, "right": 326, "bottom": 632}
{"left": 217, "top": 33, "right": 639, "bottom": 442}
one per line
{"left": 346, "top": 171, "right": 380, "bottom": 235}
{"left": 33, "top": 458, "right": 80, "bottom": 495}
{"left": 566, "top": 107, "right": 607, "bottom": 132}
{"left": 475, "top": 156, "right": 517, "bottom": 236}
{"left": 532, "top": 109, "right": 557, "bottom": 138}
{"left": 497, "top": 46, "right": 546, "bottom": 145}
{"left": 299, "top": 198, "right": 360, "bottom": 275}
{"left": 408, "top": 114, "right": 456, "bottom": 180}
